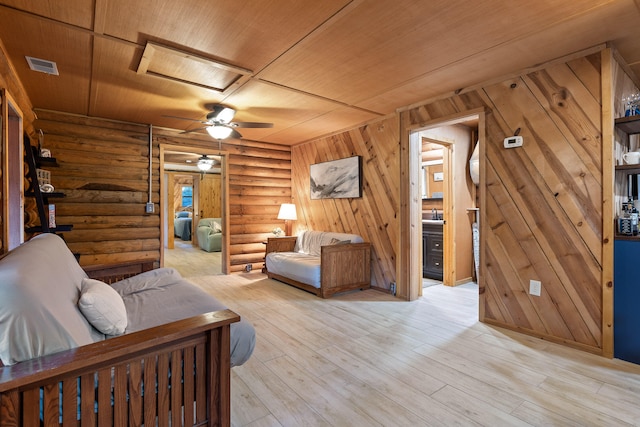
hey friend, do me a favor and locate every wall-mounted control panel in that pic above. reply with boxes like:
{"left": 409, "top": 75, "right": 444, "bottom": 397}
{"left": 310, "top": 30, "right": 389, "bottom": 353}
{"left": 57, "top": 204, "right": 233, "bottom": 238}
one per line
{"left": 504, "top": 135, "right": 523, "bottom": 148}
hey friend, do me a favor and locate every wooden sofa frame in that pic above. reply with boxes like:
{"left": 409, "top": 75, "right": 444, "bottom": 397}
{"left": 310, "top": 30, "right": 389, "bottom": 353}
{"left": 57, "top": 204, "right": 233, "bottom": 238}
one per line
{"left": 0, "top": 261, "right": 237, "bottom": 427}
{"left": 264, "top": 236, "right": 371, "bottom": 298}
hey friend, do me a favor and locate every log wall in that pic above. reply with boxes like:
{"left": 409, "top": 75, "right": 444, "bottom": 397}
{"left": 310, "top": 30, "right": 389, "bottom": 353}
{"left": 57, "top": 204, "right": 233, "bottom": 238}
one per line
{"left": 31, "top": 110, "right": 290, "bottom": 271}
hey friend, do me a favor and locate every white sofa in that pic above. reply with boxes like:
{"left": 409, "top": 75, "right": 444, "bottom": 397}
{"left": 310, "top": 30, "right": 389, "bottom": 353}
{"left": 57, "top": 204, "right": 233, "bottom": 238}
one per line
{"left": 265, "top": 230, "right": 371, "bottom": 298}
{"left": 0, "top": 233, "right": 255, "bottom": 425}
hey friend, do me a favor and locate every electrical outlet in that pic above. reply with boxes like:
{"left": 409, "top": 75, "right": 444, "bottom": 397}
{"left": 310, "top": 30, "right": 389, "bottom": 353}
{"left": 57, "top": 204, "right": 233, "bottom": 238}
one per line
{"left": 529, "top": 279, "right": 541, "bottom": 296}
{"left": 245, "top": 264, "right": 252, "bottom": 272}
{"left": 145, "top": 202, "right": 154, "bottom": 213}
{"left": 390, "top": 281, "right": 396, "bottom": 296}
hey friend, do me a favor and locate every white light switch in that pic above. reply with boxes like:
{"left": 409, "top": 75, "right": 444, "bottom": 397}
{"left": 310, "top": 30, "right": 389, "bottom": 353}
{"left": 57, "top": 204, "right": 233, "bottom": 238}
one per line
{"left": 529, "top": 280, "right": 541, "bottom": 296}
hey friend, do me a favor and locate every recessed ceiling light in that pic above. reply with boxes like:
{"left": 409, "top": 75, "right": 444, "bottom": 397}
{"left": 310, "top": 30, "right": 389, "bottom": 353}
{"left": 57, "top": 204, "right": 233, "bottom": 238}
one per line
{"left": 25, "top": 56, "right": 59, "bottom": 75}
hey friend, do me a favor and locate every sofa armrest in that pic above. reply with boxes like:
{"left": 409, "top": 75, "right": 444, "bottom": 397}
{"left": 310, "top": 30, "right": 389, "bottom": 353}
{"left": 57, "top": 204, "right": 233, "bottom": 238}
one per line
{"left": 0, "top": 309, "right": 239, "bottom": 426}
{"left": 320, "top": 242, "right": 371, "bottom": 298}
{"left": 265, "top": 236, "right": 297, "bottom": 254}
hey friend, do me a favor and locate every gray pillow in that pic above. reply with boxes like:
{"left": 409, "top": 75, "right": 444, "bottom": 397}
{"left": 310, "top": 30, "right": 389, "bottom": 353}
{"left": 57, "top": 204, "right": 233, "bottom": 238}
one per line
{"left": 78, "top": 278, "right": 128, "bottom": 335}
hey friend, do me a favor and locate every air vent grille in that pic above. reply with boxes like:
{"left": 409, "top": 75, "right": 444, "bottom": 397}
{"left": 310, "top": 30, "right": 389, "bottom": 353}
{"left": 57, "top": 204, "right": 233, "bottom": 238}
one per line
{"left": 25, "top": 56, "right": 59, "bottom": 75}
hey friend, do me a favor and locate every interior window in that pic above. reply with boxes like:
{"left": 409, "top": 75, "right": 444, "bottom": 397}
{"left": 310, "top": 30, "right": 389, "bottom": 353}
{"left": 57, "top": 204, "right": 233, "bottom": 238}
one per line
{"left": 181, "top": 186, "right": 193, "bottom": 208}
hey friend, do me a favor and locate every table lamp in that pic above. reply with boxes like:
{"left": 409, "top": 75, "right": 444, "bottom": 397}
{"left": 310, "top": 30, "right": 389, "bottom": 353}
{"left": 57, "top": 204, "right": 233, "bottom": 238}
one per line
{"left": 277, "top": 203, "right": 297, "bottom": 236}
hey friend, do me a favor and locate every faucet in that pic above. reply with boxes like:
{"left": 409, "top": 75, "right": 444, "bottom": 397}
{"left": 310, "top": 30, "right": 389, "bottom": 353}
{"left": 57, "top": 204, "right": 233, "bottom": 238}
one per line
{"left": 432, "top": 208, "right": 437, "bottom": 220}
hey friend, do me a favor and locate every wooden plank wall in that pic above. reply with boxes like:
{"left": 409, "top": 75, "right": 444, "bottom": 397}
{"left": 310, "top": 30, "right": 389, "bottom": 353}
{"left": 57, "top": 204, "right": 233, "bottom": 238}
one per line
{"left": 297, "top": 51, "right": 607, "bottom": 352}
{"left": 409, "top": 53, "right": 605, "bottom": 352}
{"left": 31, "top": 110, "right": 291, "bottom": 271}
{"left": 291, "top": 116, "right": 400, "bottom": 291}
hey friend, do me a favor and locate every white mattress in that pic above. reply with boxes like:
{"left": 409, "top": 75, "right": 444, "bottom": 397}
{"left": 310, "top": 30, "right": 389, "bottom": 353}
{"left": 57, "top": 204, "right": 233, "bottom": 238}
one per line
{"left": 265, "top": 251, "right": 321, "bottom": 288}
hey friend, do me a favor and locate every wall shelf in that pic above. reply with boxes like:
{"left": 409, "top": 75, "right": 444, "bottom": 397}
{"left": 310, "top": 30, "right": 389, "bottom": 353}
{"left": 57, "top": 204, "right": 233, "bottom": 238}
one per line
{"left": 24, "top": 143, "right": 73, "bottom": 235}
{"left": 615, "top": 116, "right": 640, "bottom": 135}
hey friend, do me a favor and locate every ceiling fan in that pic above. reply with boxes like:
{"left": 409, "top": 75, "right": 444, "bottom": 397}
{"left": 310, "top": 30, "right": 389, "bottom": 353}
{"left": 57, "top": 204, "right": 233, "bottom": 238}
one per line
{"left": 196, "top": 154, "right": 215, "bottom": 171}
{"left": 165, "top": 104, "right": 273, "bottom": 139}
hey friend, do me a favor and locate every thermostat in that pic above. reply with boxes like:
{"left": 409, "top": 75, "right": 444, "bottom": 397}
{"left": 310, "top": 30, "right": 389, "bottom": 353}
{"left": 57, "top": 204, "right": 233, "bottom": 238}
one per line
{"left": 504, "top": 135, "right": 523, "bottom": 148}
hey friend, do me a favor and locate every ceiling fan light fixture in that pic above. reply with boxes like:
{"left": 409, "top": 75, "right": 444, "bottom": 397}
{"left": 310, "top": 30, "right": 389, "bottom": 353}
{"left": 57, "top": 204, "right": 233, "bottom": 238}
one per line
{"left": 207, "top": 105, "right": 235, "bottom": 123}
{"left": 206, "top": 125, "right": 233, "bottom": 139}
{"left": 197, "top": 155, "right": 214, "bottom": 171}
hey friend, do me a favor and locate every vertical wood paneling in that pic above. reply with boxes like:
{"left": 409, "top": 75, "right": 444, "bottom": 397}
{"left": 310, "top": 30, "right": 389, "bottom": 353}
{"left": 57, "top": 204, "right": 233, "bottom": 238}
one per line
{"left": 200, "top": 173, "right": 221, "bottom": 218}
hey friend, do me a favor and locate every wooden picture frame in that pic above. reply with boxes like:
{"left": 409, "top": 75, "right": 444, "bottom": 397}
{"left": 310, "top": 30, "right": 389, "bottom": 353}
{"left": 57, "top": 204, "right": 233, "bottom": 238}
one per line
{"left": 310, "top": 155, "right": 362, "bottom": 199}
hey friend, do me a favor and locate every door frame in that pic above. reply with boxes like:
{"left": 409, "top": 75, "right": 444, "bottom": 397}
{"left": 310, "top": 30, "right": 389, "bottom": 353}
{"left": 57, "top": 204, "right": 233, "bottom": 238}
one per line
{"left": 160, "top": 143, "right": 229, "bottom": 274}
{"left": 401, "top": 108, "right": 485, "bottom": 301}
{"left": 1, "top": 90, "right": 24, "bottom": 252}
{"left": 421, "top": 136, "right": 454, "bottom": 290}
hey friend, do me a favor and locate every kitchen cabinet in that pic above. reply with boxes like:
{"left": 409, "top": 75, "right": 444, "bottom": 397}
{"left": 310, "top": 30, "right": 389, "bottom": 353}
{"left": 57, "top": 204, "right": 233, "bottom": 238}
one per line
{"left": 614, "top": 115, "right": 640, "bottom": 363}
{"left": 614, "top": 239, "right": 640, "bottom": 363}
{"left": 422, "top": 222, "right": 443, "bottom": 280}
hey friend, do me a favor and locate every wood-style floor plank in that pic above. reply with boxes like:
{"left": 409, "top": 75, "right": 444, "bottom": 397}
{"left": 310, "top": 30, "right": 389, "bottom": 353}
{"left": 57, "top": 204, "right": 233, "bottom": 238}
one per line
{"left": 186, "top": 273, "right": 640, "bottom": 427}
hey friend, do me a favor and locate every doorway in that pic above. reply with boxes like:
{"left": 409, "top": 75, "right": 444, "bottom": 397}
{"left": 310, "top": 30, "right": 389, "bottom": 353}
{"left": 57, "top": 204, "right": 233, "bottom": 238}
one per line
{"left": 160, "top": 144, "right": 229, "bottom": 275}
{"left": 1, "top": 90, "right": 24, "bottom": 251}
{"left": 410, "top": 112, "right": 482, "bottom": 299}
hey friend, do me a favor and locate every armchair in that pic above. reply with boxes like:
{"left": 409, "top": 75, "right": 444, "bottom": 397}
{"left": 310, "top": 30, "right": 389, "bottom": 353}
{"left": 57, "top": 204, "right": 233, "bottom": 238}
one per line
{"left": 197, "top": 218, "right": 222, "bottom": 252}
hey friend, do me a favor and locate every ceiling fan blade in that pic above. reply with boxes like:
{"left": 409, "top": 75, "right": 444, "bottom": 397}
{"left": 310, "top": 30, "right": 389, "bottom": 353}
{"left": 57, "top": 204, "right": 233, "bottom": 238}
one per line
{"left": 179, "top": 126, "right": 210, "bottom": 134}
{"left": 163, "top": 114, "right": 209, "bottom": 124}
{"left": 230, "top": 129, "right": 243, "bottom": 139}
{"left": 230, "top": 121, "right": 274, "bottom": 128}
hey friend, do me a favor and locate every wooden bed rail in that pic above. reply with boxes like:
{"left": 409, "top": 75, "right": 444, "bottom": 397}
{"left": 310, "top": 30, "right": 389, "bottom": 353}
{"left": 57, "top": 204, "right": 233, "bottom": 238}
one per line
{"left": 0, "top": 310, "right": 239, "bottom": 427}
{"left": 83, "top": 260, "right": 156, "bottom": 284}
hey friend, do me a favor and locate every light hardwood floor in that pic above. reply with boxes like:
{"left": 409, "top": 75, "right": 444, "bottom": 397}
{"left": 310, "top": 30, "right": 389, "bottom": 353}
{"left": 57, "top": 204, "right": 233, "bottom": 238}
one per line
{"left": 187, "top": 273, "right": 640, "bottom": 427}
{"left": 164, "top": 240, "right": 222, "bottom": 276}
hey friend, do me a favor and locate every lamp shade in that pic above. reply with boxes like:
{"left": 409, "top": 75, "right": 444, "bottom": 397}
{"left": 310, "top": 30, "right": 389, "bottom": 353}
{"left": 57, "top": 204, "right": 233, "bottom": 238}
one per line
{"left": 277, "top": 203, "right": 297, "bottom": 220}
{"left": 206, "top": 125, "right": 233, "bottom": 140}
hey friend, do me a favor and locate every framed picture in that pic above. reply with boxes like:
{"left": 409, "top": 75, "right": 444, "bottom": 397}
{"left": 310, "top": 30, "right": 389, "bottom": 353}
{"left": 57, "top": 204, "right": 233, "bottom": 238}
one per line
{"left": 310, "top": 155, "right": 362, "bottom": 199}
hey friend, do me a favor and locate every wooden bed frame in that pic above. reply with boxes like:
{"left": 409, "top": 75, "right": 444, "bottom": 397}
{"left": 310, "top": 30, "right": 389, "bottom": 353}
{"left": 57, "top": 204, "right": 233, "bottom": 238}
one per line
{"left": 0, "top": 261, "right": 237, "bottom": 427}
{"left": 264, "top": 237, "right": 371, "bottom": 298}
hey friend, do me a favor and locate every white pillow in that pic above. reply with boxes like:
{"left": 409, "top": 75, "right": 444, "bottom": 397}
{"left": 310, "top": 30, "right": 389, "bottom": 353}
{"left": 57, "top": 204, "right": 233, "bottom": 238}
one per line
{"left": 213, "top": 221, "right": 222, "bottom": 233}
{"left": 78, "top": 278, "right": 128, "bottom": 335}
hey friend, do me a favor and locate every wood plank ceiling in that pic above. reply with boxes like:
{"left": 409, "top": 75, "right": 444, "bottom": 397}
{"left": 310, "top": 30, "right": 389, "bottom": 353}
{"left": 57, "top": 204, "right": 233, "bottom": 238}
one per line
{"left": 0, "top": 0, "right": 639, "bottom": 145}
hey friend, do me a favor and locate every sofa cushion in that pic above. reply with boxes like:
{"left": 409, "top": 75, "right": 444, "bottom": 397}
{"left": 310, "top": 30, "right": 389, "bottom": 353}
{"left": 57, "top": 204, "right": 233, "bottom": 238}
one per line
{"left": 78, "top": 278, "right": 128, "bottom": 335}
{"left": 295, "top": 230, "right": 363, "bottom": 256}
{"left": 0, "top": 234, "right": 104, "bottom": 366}
{"left": 111, "top": 267, "right": 255, "bottom": 366}
{"left": 266, "top": 252, "right": 322, "bottom": 288}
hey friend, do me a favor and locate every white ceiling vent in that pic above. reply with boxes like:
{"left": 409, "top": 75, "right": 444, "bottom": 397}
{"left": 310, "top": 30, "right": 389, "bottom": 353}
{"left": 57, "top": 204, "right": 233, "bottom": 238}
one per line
{"left": 25, "top": 56, "right": 59, "bottom": 76}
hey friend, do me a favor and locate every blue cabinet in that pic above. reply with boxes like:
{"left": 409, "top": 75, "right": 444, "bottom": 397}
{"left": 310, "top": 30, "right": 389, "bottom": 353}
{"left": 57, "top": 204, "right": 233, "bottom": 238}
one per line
{"left": 614, "top": 239, "right": 640, "bottom": 363}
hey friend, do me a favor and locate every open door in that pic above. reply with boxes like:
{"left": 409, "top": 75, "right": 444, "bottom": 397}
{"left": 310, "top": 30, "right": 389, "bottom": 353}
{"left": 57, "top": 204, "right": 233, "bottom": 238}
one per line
{"left": 1, "top": 90, "right": 24, "bottom": 252}
{"left": 160, "top": 144, "right": 229, "bottom": 274}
